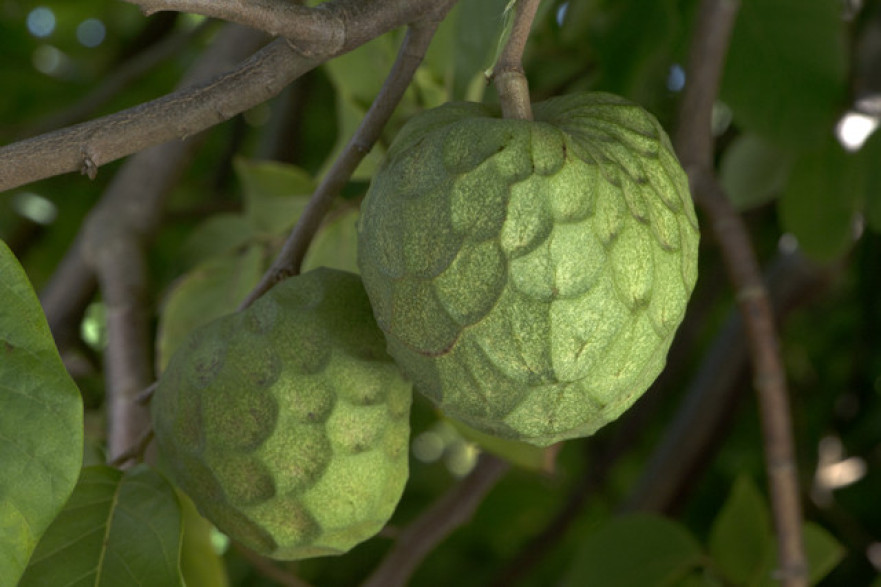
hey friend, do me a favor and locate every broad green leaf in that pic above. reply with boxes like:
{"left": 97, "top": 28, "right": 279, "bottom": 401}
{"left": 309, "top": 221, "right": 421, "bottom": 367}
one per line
{"left": 778, "top": 139, "right": 863, "bottom": 262}
{"left": 721, "top": 0, "right": 846, "bottom": 147}
{"left": 447, "top": 418, "right": 552, "bottom": 473}
{"left": 234, "top": 158, "right": 314, "bottom": 235}
{"left": 322, "top": 33, "right": 400, "bottom": 181}
{"left": 708, "top": 476, "right": 774, "bottom": 585}
{"left": 563, "top": 514, "right": 703, "bottom": 586}
{"left": 324, "top": 32, "right": 399, "bottom": 105}
{"left": 180, "top": 214, "right": 256, "bottom": 268}
{"left": 451, "top": 0, "right": 509, "bottom": 100}
{"left": 156, "top": 245, "right": 264, "bottom": 371}
{"left": 803, "top": 522, "right": 844, "bottom": 584}
{"left": 302, "top": 207, "right": 360, "bottom": 274}
{"left": 20, "top": 465, "right": 184, "bottom": 587}
{"left": 412, "top": 67, "right": 449, "bottom": 110}
{"left": 420, "top": 2, "right": 457, "bottom": 100}
{"left": 720, "top": 133, "right": 793, "bottom": 210}
{"left": 178, "top": 491, "right": 228, "bottom": 587}
{"left": 0, "top": 239, "right": 83, "bottom": 585}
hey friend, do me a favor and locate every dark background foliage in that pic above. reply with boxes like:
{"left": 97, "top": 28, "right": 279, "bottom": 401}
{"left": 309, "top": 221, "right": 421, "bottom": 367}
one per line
{"left": 1, "top": 0, "right": 879, "bottom": 585}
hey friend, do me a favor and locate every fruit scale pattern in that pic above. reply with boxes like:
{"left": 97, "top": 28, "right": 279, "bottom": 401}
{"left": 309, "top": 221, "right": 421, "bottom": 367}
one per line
{"left": 152, "top": 269, "right": 412, "bottom": 559}
{"left": 357, "top": 92, "right": 699, "bottom": 446}
{"left": 151, "top": 92, "right": 698, "bottom": 561}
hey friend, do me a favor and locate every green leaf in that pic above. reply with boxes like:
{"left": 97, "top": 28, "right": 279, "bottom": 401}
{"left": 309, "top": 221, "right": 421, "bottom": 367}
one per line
{"left": 447, "top": 418, "right": 552, "bottom": 473}
{"left": 302, "top": 207, "right": 361, "bottom": 274}
{"left": 708, "top": 476, "right": 774, "bottom": 585}
{"left": 20, "top": 465, "right": 184, "bottom": 587}
{"left": 180, "top": 214, "right": 256, "bottom": 268}
{"left": 778, "top": 139, "right": 862, "bottom": 262}
{"left": 563, "top": 513, "right": 703, "bottom": 586}
{"left": 322, "top": 33, "right": 399, "bottom": 180}
{"left": 721, "top": 0, "right": 847, "bottom": 147}
{"left": 720, "top": 133, "right": 793, "bottom": 210}
{"left": 803, "top": 522, "right": 844, "bottom": 585}
{"left": 234, "top": 158, "right": 314, "bottom": 235}
{"left": 0, "top": 239, "right": 83, "bottom": 585}
{"left": 178, "top": 491, "right": 228, "bottom": 587}
{"left": 324, "top": 32, "right": 399, "bottom": 105}
{"left": 451, "top": 0, "right": 509, "bottom": 100}
{"left": 156, "top": 245, "right": 264, "bottom": 371}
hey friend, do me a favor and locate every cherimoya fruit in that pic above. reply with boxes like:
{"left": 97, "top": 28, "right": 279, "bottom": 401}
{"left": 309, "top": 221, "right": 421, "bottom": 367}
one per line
{"left": 151, "top": 268, "right": 412, "bottom": 560}
{"left": 357, "top": 92, "right": 699, "bottom": 446}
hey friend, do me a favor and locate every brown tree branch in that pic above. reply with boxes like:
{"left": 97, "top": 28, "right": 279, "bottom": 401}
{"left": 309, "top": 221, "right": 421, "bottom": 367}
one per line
{"left": 40, "top": 233, "right": 98, "bottom": 351}
{"left": 691, "top": 172, "right": 807, "bottom": 585}
{"left": 675, "top": 0, "right": 807, "bottom": 583}
{"left": 61, "top": 25, "right": 270, "bottom": 463}
{"left": 240, "top": 5, "right": 454, "bottom": 308}
{"left": 125, "top": 0, "right": 345, "bottom": 55}
{"left": 0, "top": 39, "right": 305, "bottom": 193}
{"left": 492, "top": 0, "right": 542, "bottom": 121}
{"left": 0, "top": 0, "right": 455, "bottom": 193}
{"left": 362, "top": 454, "right": 509, "bottom": 587}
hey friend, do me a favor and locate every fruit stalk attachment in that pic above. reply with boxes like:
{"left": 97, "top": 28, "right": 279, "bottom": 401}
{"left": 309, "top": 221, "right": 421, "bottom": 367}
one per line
{"left": 492, "top": 0, "right": 543, "bottom": 121}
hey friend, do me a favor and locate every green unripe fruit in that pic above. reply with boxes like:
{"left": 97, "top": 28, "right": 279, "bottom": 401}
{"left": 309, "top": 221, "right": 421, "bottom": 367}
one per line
{"left": 357, "top": 92, "right": 698, "bottom": 447}
{"left": 152, "top": 268, "right": 412, "bottom": 560}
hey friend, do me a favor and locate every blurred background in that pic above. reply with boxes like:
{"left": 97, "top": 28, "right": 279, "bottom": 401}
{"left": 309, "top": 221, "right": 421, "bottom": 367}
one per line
{"left": 1, "top": 0, "right": 880, "bottom": 584}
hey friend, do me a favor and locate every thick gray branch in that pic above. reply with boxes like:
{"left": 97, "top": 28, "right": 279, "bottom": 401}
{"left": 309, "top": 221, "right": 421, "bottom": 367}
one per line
{"left": 0, "top": 0, "right": 450, "bottom": 193}
{"left": 127, "top": 0, "right": 346, "bottom": 54}
{"left": 56, "top": 25, "right": 269, "bottom": 462}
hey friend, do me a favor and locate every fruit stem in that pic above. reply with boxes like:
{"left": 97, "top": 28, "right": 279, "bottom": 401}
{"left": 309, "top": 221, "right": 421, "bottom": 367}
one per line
{"left": 492, "top": 0, "right": 541, "bottom": 120}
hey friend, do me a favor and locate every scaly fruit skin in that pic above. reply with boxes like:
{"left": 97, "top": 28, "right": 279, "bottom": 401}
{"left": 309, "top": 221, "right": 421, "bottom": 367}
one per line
{"left": 357, "top": 92, "right": 698, "bottom": 446}
{"left": 152, "top": 268, "right": 412, "bottom": 560}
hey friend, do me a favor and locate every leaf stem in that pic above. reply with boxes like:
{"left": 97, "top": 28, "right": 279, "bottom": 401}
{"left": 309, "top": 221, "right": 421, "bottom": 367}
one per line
{"left": 492, "top": 0, "right": 542, "bottom": 120}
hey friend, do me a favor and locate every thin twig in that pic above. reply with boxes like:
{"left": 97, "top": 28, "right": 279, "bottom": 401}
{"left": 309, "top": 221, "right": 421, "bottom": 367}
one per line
{"left": 240, "top": 6, "right": 454, "bottom": 308}
{"left": 692, "top": 172, "right": 808, "bottom": 584}
{"left": 108, "top": 428, "right": 155, "bottom": 468}
{"left": 362, "top": 454, "right": 509, "bottom": 587}
{"left": 675, "top": 0, "right": 807, "bottom": 583}
{"left": 233, "top": 545, "right": 313, "bottom": 587}
{"left": 492, "top": 0, "right": 542, "bottom": 120}
{"left": 136, "top": 382, "right": 159, "bottom": 405}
